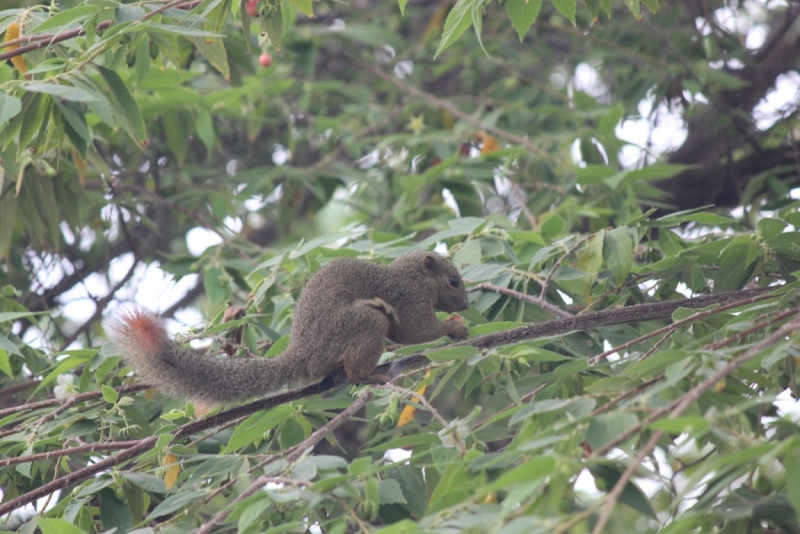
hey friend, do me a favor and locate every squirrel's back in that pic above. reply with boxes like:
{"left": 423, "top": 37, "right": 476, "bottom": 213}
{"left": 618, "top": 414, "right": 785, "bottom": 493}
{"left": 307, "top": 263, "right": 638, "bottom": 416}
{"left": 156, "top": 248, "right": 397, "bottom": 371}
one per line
{"left": 110, "top": 250, "right": 469, "bottom": 409}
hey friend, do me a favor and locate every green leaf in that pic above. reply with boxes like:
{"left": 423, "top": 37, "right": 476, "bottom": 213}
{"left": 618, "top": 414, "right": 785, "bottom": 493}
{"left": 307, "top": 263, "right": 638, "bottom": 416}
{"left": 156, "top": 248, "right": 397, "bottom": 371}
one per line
{"left": 0, "top": 194, "right": 17, "bottom": 260}
{"left": 509, "top": 398, "right": 574, "bottom": 424}
{"left": 469, "top": 321, "right": 526, "bottom": 337}
{"left": 714, "top": 241, "right": 756, "bottom": 293}
{"left": 624, "top": 163, "right": 694, "bottom": 182}
{"left": 238, "top": 496, "right": 270, "bottom": 533}
{"left": 376, "top": 520, "right": 419, "bottom": 534}
{"left": 0, "top": 92, "right": 22, "bottom": 131}
{"left": 0, "top": 311, "right": 42, "bottom": 323}
{"left": 649, "top": 416, "right": 709, "bottom": 434}
{"left": 603, "top": 227, "right": 637, "bottom": 285}
{"left": 28, "top": 176, "right": 61, "bottom": 250}
{"left": 29, "top": 6, "right": 101, "bottom": 34}
{"left": 577, "top": 229, "right": 604, "bottom": 281}
{"left": 598, "top": 103, "right": 624, "bottom": 134}
{"left": 435, "top": 0, "right": 480, "bottom": 58}
{"left": 641, "top": 0, "right": 658, "bottom": 12}
{"left": 146, "top": 490, "right": 208, "bottom": 520}
{"left": 203, "top": 266, "right": 231, "bottom": 307}
{"left": 785, "top": 454, "right": 800, "bottom": 517}
{"left": 648, "top": 208, "right": 736, "bottom": 227}
{"left": 426, "top": 345, "right": 479, "bottom": 362}
{"left": 38, "top": 518, "right": 88, "bottom": 534}
{"left": 428, "top": 462, "right": 472, "bottom": 513}
{"left": 0, "top": 348, "right": 11, "bottom": 377}
{"left": 481, "top": 456, "right": 556, "bottom": 494}
{"left": 122, "top": 472, "right": 168, "bottom": 494}
{"left": 0, "top": 333, "right": 21, "bottom": 358}
{"left": 398, "top": 0, "right": 409, "bottom": 15}
{"left": 584, "top": 0, "right": 600, "bottom": 19}
{"left": 16, "top": 92, "right": 51, "bottom": 153}
{"left": 101, "top": 384, "right": 119, "bottom": 404}
{"left": 96, "top": 65, "right": 146, "bottom": 143}
{"left": 224, "top": 405, "right": 294, "bottom": 452}
{"left": 54, "top": 99, "right": 91, "bottom": 157}
{"left": 162, "top": 110, "right": 188, "bottom": 165}
{"left": 289, "top": 0, "right": 314, "bottom": 17}
{"left": 756, "top": 217, "right": 787, "bottom": 240}
{"left": 378, "top": 479, "right": 407, "bottom": 505}
{"left": 187, "top": 37, "right": 230, "bottom": 80}
{"left": 470, "top": 0, "right": 488, "bottom": 57}
{"left": 260, "top": 0, "right": 285, "bottom": 50}
{"left": 115, "top": 4, "right": 147, "bottom": 22}
{"left": 507, "top": 0, "right": 542, "bottom": 40}
{"left": 135, "top": 36, "right": 152, "bottom": 85}
{"left": 587, "top": 412, "right": 639, "bottom": 450}
{"left": 147, "top": 24, "right": 224, "bottom": 38}
{"left": 550, "top": 0, "right": 576, "bottom": 24}
{"left": 623, "top": 0, "right": 641, "bottom": 19}
{"left": 99, "top": 488, "right": 133, "bottom": 533}
{"left": 24, "top": 82, "right": 100, "bottom": 102}
{"left": 590, "top": 465, "right": 656, "bottom": 518}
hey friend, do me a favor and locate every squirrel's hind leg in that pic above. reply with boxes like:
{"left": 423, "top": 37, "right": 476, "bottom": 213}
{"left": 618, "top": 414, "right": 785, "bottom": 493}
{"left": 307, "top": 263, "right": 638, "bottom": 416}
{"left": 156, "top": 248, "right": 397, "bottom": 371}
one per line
{"left": 340, "top": 306, "right": 392, "bottom": 385}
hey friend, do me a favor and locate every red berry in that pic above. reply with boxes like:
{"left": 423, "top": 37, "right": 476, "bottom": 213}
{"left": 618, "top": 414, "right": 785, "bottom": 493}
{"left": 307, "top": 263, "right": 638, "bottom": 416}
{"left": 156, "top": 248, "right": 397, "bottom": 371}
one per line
{"left": 259, "top": 53, "right": 272, "bottom": 68}
{"left": 245, "top": 0, "right": 258, "bottom": 17}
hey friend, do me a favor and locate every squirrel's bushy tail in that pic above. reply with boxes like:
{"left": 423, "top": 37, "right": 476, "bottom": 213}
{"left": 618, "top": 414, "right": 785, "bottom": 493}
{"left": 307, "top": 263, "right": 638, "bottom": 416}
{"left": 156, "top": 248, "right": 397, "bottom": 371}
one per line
{"left": 109, "top": 308, "right": 297, "bottom": 407}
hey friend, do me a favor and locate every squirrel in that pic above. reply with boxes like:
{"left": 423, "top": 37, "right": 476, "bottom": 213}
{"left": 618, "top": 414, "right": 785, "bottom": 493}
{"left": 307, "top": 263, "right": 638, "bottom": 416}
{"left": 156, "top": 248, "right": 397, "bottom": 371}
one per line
{"left": 110, "top": 250, "right": 470, "bottom": 411}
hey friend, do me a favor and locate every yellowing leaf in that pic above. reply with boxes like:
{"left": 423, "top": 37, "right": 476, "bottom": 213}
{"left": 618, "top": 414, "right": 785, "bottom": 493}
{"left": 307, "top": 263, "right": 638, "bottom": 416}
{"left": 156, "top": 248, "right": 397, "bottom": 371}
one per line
{"left": 71, "top": 149, "right": 88, "bottom": 188}
{"left": 162, "top": 453, "right": 180, "bottom": 490}
{"left": 397, "top": 370, "right": 431, "bottom": 428}
{"left": 397, "top": 403, "right": 418, "bottom": 427}
{"left": 476, "top": 131, "right": 500, "bottom": 154}
{"left": 4, "top": 22, "right": 29, "bottom": 75}
{"left": 422, "top": 4, "right": 449, "bottom": 46}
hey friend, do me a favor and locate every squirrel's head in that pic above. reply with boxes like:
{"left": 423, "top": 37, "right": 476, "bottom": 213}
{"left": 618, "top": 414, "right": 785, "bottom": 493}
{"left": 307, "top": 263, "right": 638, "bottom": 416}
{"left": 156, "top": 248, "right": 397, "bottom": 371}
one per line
{"left": 393, "top": 251, "right": 470, "bottom": 312}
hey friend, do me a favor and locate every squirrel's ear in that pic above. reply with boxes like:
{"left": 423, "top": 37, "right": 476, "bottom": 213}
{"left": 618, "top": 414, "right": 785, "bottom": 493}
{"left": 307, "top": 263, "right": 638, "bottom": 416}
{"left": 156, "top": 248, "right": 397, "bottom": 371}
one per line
{"left": 423, "top": 253, "right": 436, "bottom": 269}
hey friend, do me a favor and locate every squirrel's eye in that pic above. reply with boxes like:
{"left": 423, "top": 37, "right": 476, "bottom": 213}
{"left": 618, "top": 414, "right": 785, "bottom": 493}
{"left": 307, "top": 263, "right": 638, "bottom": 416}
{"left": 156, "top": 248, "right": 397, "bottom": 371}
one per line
{"left": 448, "top": 275, "right": 460, "bottom": 288}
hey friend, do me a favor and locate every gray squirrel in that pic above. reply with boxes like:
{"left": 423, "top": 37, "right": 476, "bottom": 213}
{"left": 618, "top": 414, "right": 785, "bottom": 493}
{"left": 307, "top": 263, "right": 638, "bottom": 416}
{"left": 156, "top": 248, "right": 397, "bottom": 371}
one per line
{"left": 110, "top": 251, "right": 469, "bottom": 411}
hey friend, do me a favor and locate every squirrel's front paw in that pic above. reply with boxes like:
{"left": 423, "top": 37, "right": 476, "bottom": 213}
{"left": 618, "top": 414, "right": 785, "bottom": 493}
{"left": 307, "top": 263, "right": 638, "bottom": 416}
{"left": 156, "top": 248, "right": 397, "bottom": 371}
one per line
{"left": 445, "top": 315, "right": 469, "bottom": 340}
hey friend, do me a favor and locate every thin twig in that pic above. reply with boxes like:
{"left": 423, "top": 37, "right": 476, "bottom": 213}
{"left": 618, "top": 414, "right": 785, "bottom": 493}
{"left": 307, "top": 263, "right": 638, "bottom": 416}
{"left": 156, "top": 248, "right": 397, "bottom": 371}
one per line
{"left": 589, "top": 377, "right": 664, "bottom": 418}
{"left": 0, "top": 440, "right": 140, "bottom": 468}
{"left": 587, "top": 290, "right": 786, "bottom": 366}
{"left": 378, "top": 383, "right": 466, "bottom": 453}
{"left": 0, "top": 437, "right": 159, "bottom": 516}
{"left": 474, "top": 382, "right": 549, "bottom": 430}
{"left": 0, "top": 380, "right": 40, "bottom": 397}
{"left": 706, "top": 308, "right": 798, "bottom": 350}
{"left": 592, "top": 430, "right": 663, "bottom": 534}
{"left": 470, "top": 282, "right": 572, "bottom": 317}
{"left": 59, "top": 255, "right": 140, "bottom": 350}
{"left": 26, "top": 396, "right": 78, "bottom": 444}
{"left": 540, "top": 236, "right": 591, "bottom": 300}
{"left": 0, "top": 384, "right": 150, "bottom": 419}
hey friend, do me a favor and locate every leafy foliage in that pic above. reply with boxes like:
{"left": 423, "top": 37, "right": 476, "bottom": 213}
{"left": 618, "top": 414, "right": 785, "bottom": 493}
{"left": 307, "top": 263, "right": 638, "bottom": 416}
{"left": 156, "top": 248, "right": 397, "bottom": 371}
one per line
{"left": 2, "top": 0, "right": 800, "bottom": 532}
